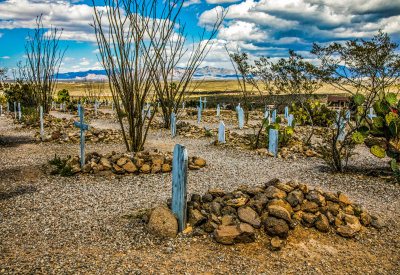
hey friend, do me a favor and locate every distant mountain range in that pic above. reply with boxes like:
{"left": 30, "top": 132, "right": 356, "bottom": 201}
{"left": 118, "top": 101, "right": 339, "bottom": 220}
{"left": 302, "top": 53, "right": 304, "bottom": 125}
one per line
{"left": 57, "top": 66, "right": 237, "bottom": 81}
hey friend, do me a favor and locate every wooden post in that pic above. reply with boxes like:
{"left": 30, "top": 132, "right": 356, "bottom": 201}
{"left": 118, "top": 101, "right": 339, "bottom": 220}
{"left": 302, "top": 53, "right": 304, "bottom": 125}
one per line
{"left": 269, "top": 129, "right": 278, "bottom": 157}
{"left": 285, "top": 106, "right": 289, "bottom": 119}
{"left": 217, "top": 104, "right": 220, "bottom": 116}
{"left": 171, "top": 112, "right": 176, "bottom": 137}
{"left": 74, "top": 106, "right": 89, "bottom": 168}
{"left": 40, "top": 106, "right": 44, "bottom": 138}
{"left": 13, "top": 102, "right": 16, "bottom": 120}
{"left": 218, "top": 121, "right": 225, "bottom": 143}
{"left": 171, "top": 144, "right": 188, "bottom": 232}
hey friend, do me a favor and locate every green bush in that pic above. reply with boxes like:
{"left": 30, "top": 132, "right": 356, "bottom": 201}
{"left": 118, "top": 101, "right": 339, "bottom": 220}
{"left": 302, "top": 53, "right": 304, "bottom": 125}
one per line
{"left": 21, "top": 107, "right": 39, "bottom": 125}
{"left": 57, "top": 89, "right": 70, "bottom": 103}
{"left": 48, "top": 154, "right": 73, "bottom": 177}
{"left": 2, "top": 80, "right": 36, "bottom": 107}
{"left": 291, "top": 100, "right": 336, "bottom": 127}
{"left": 263, "top": 117, "right": 294, "bottom": 147}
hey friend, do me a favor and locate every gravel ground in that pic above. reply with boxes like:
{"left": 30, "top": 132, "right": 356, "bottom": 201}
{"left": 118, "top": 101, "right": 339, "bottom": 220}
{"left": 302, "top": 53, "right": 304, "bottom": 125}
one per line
{"left": 1, "top": 115, "right": 400, "bottom": 274}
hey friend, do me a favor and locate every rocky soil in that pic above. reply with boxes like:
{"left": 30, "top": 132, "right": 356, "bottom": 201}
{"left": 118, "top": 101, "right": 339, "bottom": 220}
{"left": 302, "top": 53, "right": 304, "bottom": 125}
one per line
{"left": 0, "top": 113, "right": 400, "bottom": 274}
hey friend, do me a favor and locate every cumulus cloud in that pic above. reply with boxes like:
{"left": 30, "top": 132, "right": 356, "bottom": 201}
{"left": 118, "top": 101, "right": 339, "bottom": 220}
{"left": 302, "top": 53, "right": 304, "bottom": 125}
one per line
{"left": 0, "top": 56, "right": 10, "bottom": 59}
{"left": 206, "top": 0, "right": 242, "bottom": 3}
{"left": 183, "top": 0, "right": 202, "bottom": 7}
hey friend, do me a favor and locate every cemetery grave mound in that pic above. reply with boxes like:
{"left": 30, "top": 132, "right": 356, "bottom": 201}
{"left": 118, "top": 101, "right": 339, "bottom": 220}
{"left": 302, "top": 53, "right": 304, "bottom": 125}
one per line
{"left": 37, "top": 127, "right": 123, "bottom": 144}
{"left": 48, "top": 150, "right": 207, "bottom": 175}
{"left": 145, "top": 178, "right": 383, "bottom": 250}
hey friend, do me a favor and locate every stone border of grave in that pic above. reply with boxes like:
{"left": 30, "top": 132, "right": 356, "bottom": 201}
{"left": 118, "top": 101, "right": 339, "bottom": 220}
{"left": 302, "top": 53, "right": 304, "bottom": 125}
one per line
{"left": 145, "top": 178, "right": 384, "bottom": 251}
{"left": 49, "top": 150, "right": 207, "bottom": 175}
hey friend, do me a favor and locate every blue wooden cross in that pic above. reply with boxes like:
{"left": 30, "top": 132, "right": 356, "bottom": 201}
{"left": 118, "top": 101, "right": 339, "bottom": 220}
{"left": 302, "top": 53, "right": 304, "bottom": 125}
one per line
{"left": 218, "top": 121, "right": 225, "bottom": 143}
{"left": 217, "top": 104, "right": 220, "bottom": 116}
{"left": 269, "top": 129, "right": 278, "bottom": 157}
{"left": 171, "top": 112, "right": 176, "bottom": 137}
{"left": 171, "top": 144, "right": 188, "bottom": 232}
{"left": 182, "top": 102, "right": 185, "bottom": 110}
{"left": 368, "top": 108, "right": 376, "bottom": 119}
{"left": 74, "top": 106, "right": 89, "bottom": 168}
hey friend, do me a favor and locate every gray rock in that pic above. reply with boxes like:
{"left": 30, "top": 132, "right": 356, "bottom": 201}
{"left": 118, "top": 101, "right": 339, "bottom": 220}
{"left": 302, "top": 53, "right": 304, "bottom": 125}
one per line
{"left": 286, "top": 190, "right": 304, "bottom": 207}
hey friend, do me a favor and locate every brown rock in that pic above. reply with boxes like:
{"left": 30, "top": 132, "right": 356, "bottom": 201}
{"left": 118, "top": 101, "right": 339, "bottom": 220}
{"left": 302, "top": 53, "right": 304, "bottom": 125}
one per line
{"left": 151, "top": 163, "right": 162, "bottom": 174}
{"left": 238, "top": 207, "right": 261, "bottom": 228}
{"left": 209, "top": 189, "right": 226, "bottom": 197}
{"left": 147, "top": 205, "right": 178, "bottom": 238}
{"left": 82, "top": 164, "right": 91, "bottom": 173}
{"left": 214, "top": 225, "right": 241, "bottom": 245}
{"left": 300, "top": 184, "right": 309, "bottom": 194}
{"left": 324, "top": 192, "right": 339, "bottom": 202}
{"left": 337, "top": 225, "right": 357, "bottom": 238}
{"left": 117, "top": 157, "right": 129, "bottom": 167}
{"left": 203, "top": 220, "right": 218, "bottom": 233}
{"left": 302, "top": 212, "right": 317, "bottom": 227}
{"left": 338, "top": 193, "right": 354, "bottom": 205}
{"left": 194, "top": 158, "right": 206, "bottom": 167}
{"left": 360, "top": 212, "right": 372, "bottom": 226}
{"left": 134, "top": 157, "right": 145, "bottom": 168}
{"left": 267, "top": 205, "right": 292, "bottom": 224}
{"left": 122, "top": 160, "right": 137, "bottom": 173}
{"left": 51, "top": 131, "right": 62, "bottom": 140}
{"left": 306, "top": 190, "right": 326, "bottom": 206}
{"left": 301, "top": 200, "right": 319, "bottom": 213}
{"left": 327, "top": 201, "right": 340, "bottom": 216}
{"left": 161, "top": 163, "right": 172, "bottom": 173}
{"left": 270, "top": 236, "right": 284, "bottom": 251}
{"left": 189, "top": 164, "right": 200, "bottom": 170}
{"left": 269, "top": 199, "right": 293, "bottom": 215}
{"left": 236, "top": 223, "right": 255, "bottom": 243}
{"left": 140, "top": 164, "right": 151, "bottom": 174}
{"left": 343, "top": 205, "right": 354, "bottom": 215}
{"left": 188, "top": 209, "right": 206, "bottom": 226}
{"left": 286, "top": 190, "right": 304, "bottom": 207}
{"left": 315, "top": 214, "right": 330, "bottom": 232}
{"left": 100, "top": 157, "right": 112, "bottom": 170}
{"left": 152, "top": 156, "right": 164, "bottom": 166}
{"left": 263, "top": 216, "right": 289, "bottom": 238}
{"left": 344, "top": 215, "right": 361, "bottom": 232}
{"left": 265, "top": 186, "right": 287, "bottom": 199}
{"left": 221, "top": 215, "right": 234, "bottom": 226}
{"left": 275, "top": 182, "right": 294, "bottom": 193}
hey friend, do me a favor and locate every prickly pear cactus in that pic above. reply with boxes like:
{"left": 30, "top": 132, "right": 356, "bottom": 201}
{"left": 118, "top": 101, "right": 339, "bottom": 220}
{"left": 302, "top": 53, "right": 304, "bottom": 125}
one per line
{"left": 371, "top": 145, "right": 386, "bottom": 158}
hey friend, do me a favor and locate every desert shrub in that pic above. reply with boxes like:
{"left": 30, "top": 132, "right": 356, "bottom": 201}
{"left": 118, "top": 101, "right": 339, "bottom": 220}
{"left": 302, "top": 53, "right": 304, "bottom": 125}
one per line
{"left": 48, "top": 154, "right": 73, "bottom": 177}
{"left": 57, "top": 89, "right": 70, "bottom": 103}
{"left": 2, "top": 81, "right": 36, "bottom": 107}
{"left": 21, "top": 107, "right": 39, "bottom": 125}
{"left": 291, "top": 100, "right": 336, "bottom": 127}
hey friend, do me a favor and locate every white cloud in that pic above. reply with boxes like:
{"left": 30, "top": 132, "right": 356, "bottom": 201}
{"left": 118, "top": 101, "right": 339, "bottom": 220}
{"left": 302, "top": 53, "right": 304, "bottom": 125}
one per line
{"left": 79, "top": 57, "right": 90, "bottom": 66}
{"left": 183, "top": 0, "right": 201, "bottom": 7}
{"left": 92, "top": 49, "right": 100, "bottom": 54}
{"left": 206, "top": 0, "right": 241, "bottom": 4}
{"left": 0, "top": 56, "right": 10, "bottom": 59}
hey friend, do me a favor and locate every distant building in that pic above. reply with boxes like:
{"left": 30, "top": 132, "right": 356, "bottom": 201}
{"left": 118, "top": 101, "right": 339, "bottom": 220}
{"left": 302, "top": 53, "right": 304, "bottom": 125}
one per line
{"left": 327, "top": 95, "right": 349, "bottom": 109}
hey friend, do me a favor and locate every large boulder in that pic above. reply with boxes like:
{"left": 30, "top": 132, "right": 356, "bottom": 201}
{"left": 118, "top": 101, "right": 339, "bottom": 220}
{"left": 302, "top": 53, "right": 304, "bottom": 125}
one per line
{"left": 263, "top": 216, "right": 289, "bottom": 238}
{"left": 147, "top": 205, "right": 178, "bottom": 238}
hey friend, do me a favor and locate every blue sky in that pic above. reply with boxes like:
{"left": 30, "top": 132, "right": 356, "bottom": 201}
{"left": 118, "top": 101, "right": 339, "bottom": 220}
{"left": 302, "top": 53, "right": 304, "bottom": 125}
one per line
{"left": 0, "top": 0, "right": 400, "bottom": 74}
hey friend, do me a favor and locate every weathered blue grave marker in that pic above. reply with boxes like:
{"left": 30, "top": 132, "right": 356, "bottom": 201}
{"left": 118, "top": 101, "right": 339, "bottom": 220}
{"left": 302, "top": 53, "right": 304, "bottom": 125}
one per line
{"left": 217, "top": 104, "right": 220, "bottom": 116}
{"left": 218, "top": 121, "right": 225, "bottom": 143}
{"left": 272, "top": 110, "right": 276, "bottom": 123}
{"left": 74, "top": 106, "right": 89, "bottom": 168}
{"left": 288, "top": 114, "right": 294, "bottom": 127}
{"left": 14, "top": 102, "right": 16, "bottom": 119}
{"left": 171, "top": 144, "right": 188, "bottom": 232}
{"left": 238, "top": 108, "right": 244, "bottom": 128}
{"left": 345, "top": 110, "right": 350, "bottom": 121}
{"left": 171, "top": 112, "right": 176, "bottom": 137}
{"left": 7, "top": 102, "right": 9, "bottom": 117}
{"left": 40, "top": 106, "right": 44, "bottom": 138}
{"left": 18, "top": 103, "right": 21, "bottom": 121}
{"left": 197, "top": 106, "right": 201, "bottom": 122}
{"left": 285, "top": 106, "right": 289, "bottom": 119}
{"left": 182, "top": 102, "right": 185, "bottom": 110}
{"left": 368, "top": 108, "right": 376, "bottom": 119}
{"left": 269, "top": 129, "right": 278, "bottom": 157}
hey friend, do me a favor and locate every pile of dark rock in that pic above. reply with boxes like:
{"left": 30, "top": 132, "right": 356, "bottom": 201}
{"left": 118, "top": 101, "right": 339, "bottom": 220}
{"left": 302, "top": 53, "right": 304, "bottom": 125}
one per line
{"left": 146, "top": 179, "right": 383, "bottom": 250}
{"left": 64, "top": 150, "right": 207, "bottom": 175}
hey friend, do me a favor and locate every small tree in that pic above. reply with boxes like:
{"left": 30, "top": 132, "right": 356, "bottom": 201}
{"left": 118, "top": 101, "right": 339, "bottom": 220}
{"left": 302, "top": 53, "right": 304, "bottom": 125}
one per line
{"left": 272, "top": 49, "right": 322, "bottom": 145}
{"left": 57, "top": 89, "right": 70, "bottom": 103}
{"left": 92, "top": 0, "right": 185, "bottom": 151}
{"left": 25, "top": 15, "right": 66, "bottom": 113}
{"left": 152, "top": 15, "right": 224, "bottom": 129}
{"left": 312, "top": 31, "right": 400, "bottom": 172}
{"left": 226, "top": 48, "right": 252, "bottom": 123}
